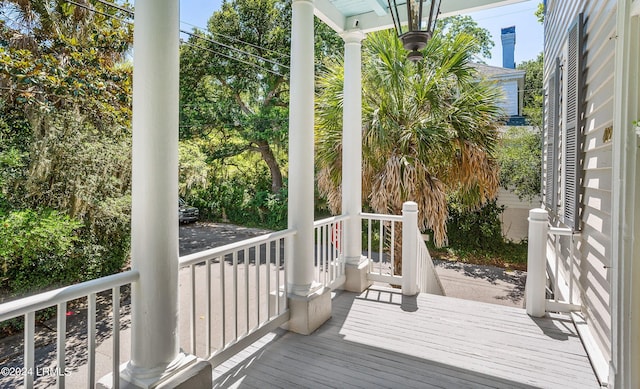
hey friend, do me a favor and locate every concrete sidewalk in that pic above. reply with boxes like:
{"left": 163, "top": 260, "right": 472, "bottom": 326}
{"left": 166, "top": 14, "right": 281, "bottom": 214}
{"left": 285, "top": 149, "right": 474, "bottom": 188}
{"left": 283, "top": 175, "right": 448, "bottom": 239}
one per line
{"left": 433, "top": 259, "right": 526, "bottom": 309}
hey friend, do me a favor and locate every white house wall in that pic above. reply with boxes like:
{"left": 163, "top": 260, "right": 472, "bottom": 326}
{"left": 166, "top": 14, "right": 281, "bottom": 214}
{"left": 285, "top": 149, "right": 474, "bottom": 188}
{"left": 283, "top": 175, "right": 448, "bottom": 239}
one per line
{"left": 544, "top": 0, "right": 616, "bottom": 365}
{"left": 496, "top": 188, "right": 539, "bottom": 241}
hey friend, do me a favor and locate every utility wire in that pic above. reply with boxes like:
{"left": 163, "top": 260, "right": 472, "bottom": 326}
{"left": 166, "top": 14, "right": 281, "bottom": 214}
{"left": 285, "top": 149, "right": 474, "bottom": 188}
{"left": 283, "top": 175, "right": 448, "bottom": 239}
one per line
{"left": 180, "top": 29, "right": 289, "bottom": 70}
{"left": 63, "top": 0, "right": 131, "bottom": 23}
{"left": 181, "top": 40, "right": 285, "bottom": 77}
{"left": 89, "top": 0, "right": 289, "bottom": 63}
{"left": 180, "top": 20, "right": 289, "bottom": 60}
{"left": 80, "top": 0, "right": 289, "bottom": 71}
{"left": 91, "top": 0, "right": 134, "bottom": 16}
{"left": 56, "top": 0, "right": 286, "bottom": 75}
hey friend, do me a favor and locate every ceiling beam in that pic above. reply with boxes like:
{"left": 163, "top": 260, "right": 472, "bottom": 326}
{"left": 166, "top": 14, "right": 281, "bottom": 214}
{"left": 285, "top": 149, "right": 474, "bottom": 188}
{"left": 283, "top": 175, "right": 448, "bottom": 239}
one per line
{"left": 315, "top": 0, "right": 347, "bottom": 33}
{"left": 365, "top": 0, "right": 389, "bottom": 17}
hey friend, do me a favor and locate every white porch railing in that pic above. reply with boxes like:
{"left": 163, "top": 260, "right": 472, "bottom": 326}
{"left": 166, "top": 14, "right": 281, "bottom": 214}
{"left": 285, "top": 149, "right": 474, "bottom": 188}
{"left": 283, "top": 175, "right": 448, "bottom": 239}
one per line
{"left": 313, "top": 215, "right": 348, "bottom": 290}
{"left": 526, "top": 208, "right": 611, "bottom": 384}
{"left": 362, "top": 202, "right": 443, "bottom": 296}
{"left": 361, "top": 212, "right": 403, "bottom": 286}
{"left": 546, "top": 226, "right": 582, "bottom": 312}
{"left": 178, "top": 229, "right": 293, "bottom": 367}
{"left": 416, "top": 229, "right": 445, "bottom": 296}
{"left": 0, "top": 206, "right": 443, "bottom": 386}
{"left": 0, "top": 270, "right": 138, "bottom": 388}
{"left": 526, "top": 208, "right": 581, "bottom": 316}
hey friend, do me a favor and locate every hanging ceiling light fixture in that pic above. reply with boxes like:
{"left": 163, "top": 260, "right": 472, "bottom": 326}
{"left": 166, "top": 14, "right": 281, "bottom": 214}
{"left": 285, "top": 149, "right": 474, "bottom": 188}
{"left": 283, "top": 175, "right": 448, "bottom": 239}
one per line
{"left": 387, "top": 0, "right": 442, "bottom": 62}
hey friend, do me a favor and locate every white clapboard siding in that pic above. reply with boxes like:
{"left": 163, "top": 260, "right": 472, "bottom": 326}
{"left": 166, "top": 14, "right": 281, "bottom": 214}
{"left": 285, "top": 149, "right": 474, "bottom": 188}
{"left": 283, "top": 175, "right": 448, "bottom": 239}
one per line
{"left": 544, "top": 0, "right": 615, "bottom": 365}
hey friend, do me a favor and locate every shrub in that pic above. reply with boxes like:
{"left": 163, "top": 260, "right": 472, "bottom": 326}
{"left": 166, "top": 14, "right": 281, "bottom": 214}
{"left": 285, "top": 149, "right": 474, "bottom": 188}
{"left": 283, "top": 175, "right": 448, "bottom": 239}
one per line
{"left": 446, "top": 199, "right": 506, "bottom": 251}
{"left": 497, "top": 127, "right": 542, "bottom": 201}
{"left": 0, "top": 205, "right": 130, "bottom": 299}
{"left": 0, "top": 209, "right": 84, "bottom": 295}
{"left": 189, "top": 166, "right": 288, "bottom": 230}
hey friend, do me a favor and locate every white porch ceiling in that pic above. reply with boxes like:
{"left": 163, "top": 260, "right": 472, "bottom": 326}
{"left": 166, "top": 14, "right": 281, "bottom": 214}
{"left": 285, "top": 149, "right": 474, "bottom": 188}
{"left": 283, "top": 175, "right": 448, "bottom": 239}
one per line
{"left": 315, "top": 0, "right": 529, "bottom": 34}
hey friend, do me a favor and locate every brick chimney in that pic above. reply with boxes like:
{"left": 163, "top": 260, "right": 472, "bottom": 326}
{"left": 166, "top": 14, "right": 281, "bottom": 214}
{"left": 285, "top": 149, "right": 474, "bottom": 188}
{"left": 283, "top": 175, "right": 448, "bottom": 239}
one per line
{"left": 501, "top": 26, "right": 516, "bottom": 69}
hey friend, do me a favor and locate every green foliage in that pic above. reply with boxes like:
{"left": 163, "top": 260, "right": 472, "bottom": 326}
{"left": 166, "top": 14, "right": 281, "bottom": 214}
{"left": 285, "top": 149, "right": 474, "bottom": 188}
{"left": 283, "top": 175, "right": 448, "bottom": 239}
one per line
{"left": 436, "top": 15, "right": 495, "bottom": 61}
{"left": 0, "top": 209, "right": 84, "bottom": 294}
{"left": 0, "top": 112, "right": 132, "bottom": 296}
{"left": 179, "top": 0, "right": 292, "bottom": 193}
{"left": 497, "top": 127, "right": 542, "bottom": 201}
{"left": 434, "top": 198, "right": 528, "bottom": 270}
{"left": 316, "top": 30, "right": 505, "bottom": 246}
{"left": 191, "top": 168, "right": 287, "bottom": 230}
{"left": 535, "top": 2, "right": 545, "bottom": 24}
{"left": 517, "top": 53, "right": 544, "bottom": 128}
{"left": 0, "top": 0, "right": 133, "bottom": 128}
{"left": 430, "top": 238, "right": 528, "bottom": 270}
{"left": 179, "top": 140, "right": 210, "bottom": 198}
{"left": 0, "top": 1, "right": 133, "bottom": 296}
{"left": 447, "top": 200, "right": 505, "bottom": 251}
{"left": 0, "top": 146, "right": 26, "bottom": 208}
{"left": 180, "top": 0, "right": 342, "bottom": 195}
{"left": 249, "top": 186, "right": 288, "bottom": 229}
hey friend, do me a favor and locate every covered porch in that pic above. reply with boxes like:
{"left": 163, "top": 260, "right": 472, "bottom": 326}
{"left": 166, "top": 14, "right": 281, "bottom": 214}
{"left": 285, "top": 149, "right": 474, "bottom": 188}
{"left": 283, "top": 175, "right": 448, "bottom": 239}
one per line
{"left": 0, "top": 0, "right": 602, "bottom": 387}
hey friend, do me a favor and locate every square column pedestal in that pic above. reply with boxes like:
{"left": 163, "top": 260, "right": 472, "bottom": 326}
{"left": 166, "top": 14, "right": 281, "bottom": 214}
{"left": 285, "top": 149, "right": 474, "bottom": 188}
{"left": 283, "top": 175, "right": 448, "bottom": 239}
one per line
{"left": 286, "top": 286, "right": 332, "bottom": 335}
{"left": 344, "top": 257, "right": 372, "bottom": 293}
{"left": 97, "top": 354, "right": 212, "bottom": 389}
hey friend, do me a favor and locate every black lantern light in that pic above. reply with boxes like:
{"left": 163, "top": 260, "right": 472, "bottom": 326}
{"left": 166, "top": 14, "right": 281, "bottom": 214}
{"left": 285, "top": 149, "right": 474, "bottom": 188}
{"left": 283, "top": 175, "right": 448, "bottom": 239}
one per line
{"left": 387, "top": 0, "right": 442, "bottom": 61}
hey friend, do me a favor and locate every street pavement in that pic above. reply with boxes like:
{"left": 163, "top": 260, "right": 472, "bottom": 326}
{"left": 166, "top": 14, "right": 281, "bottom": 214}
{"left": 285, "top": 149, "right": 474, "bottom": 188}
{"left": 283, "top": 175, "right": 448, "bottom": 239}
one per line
{"left": 433, "top": 259, "right": 526, "bottom": 309}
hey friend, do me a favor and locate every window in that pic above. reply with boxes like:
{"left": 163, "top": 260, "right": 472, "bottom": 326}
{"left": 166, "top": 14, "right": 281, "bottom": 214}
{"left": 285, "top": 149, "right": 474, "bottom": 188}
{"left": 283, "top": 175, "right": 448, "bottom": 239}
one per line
{"left": 563, "top": 13, "right": 584, "bottom": 231}
{"left": 544, "top": 58, "right": 560, "bottom": 213}
{"left": 544, "top": 13, "right": 584, "bottom": 231}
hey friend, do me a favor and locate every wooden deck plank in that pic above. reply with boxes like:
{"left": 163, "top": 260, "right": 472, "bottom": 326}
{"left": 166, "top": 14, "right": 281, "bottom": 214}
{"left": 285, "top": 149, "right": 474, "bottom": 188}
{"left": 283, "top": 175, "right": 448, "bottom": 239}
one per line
{"left": 337, "top": 294, "right": 593, "bottom": 361}
{"left": 336, "top": 292, "right": 597, "bottom": 386}
{"left": 213, "top": 286, "right": 600, "bottom": 388}
{"left": 332, "top": 299, "right": 595, "bottom": 373}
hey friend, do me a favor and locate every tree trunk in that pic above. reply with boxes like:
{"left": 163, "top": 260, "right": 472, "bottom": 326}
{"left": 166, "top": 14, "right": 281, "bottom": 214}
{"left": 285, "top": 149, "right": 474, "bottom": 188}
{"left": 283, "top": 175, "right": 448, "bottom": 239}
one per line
{"left": 255, "top": 139, "right": 283, "bottom": 193}
{"left": 393, "top": 223, "right": 403, "bottom": 276}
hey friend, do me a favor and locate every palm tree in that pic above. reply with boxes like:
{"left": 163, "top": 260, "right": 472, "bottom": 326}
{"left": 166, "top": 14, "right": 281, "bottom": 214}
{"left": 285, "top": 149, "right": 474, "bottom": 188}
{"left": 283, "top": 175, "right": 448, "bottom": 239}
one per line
{"left": 316, "top": 30, "right": 504, "bottom": 266}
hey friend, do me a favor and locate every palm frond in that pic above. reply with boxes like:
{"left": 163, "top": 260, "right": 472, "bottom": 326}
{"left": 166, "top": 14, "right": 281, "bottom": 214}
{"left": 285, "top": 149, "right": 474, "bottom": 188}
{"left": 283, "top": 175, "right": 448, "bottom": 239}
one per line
{"left": 315, "top": 29, "right": 504, "bottom": 247}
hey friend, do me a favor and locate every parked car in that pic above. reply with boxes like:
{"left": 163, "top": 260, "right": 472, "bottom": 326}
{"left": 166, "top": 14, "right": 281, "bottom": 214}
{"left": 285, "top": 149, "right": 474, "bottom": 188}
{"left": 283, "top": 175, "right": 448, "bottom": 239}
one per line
{"left": 179, "top": 198, "right": 199, "bottom": 223}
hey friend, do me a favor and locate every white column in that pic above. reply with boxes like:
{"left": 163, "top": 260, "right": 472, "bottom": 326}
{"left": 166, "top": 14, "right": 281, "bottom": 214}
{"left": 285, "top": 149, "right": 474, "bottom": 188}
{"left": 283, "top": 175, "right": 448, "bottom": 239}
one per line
{"left": 287, "top": 0, "right": 316, "bottom": 296}
{"left": 341, "top": 30, "right": 365, "bottom": 266}
{"left": 612, "top": 3, "right": 640, "bottom": 388}
{"left": 129, "top": 0, "right": 181, "bottom": 378}
{"left": 402, "top": 202, "right": 418, "bottom": 296}
{"left": 526, "top": 208, "right": 549, "bottom": 317}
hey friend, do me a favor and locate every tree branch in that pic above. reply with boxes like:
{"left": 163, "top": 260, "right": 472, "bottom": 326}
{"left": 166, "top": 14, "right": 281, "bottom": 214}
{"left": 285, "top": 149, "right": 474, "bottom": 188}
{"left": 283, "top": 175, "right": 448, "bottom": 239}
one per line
{"left": 217, "top": 76, "right": 254, "bottom": 116}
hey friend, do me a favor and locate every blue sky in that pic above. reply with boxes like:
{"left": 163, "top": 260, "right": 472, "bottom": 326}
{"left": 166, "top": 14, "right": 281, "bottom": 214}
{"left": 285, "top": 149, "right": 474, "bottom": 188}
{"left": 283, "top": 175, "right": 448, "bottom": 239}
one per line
{"left": 179, "top": 0, "right": 543, "bottom": 67}
{"left": 466, "top": 0, "right": 543, "bottom": 67}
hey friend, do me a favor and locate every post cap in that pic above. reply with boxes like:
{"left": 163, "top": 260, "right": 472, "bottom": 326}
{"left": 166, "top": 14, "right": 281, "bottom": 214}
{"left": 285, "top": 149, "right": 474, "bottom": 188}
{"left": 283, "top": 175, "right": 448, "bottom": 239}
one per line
{"left": 528, "top": 208, "right": 549, "bottom": 221}
{"left": 402, "top": 201, "right": 418, "bottom": 212}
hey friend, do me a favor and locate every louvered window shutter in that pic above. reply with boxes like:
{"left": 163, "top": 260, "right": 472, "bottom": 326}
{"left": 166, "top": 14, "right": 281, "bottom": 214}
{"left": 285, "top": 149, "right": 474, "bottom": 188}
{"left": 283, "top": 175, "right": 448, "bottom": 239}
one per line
{"left": 563, "top": 13, "right": 584, "bottom": 231}
{"left": 544, "top": 59, "right": 561, "bottom": 212}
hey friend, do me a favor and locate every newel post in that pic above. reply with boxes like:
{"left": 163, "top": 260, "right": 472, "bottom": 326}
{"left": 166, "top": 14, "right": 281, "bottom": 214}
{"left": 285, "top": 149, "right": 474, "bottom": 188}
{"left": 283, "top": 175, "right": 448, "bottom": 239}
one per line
{"left": 526, "top": 208, "right": 549, "bottom": 317}
{"left": 402, "top": 201, "right": 418, "bottom": 296}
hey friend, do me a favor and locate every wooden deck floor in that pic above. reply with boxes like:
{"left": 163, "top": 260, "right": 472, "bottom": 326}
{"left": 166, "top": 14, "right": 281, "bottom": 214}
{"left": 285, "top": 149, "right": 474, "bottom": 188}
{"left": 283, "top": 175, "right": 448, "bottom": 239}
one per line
{"left": 213, "top": 286, "right": 599, "bottom": 389}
